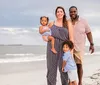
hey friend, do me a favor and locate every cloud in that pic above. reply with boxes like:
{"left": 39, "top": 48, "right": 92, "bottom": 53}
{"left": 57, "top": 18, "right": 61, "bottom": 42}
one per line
{"left": 0, "top": 27, "right": 99, "bottom": 45}
{"left": 0, "top": 0, "right": 100, "bottom": 45}
{"left": 0, "top": 27, "right": 31, "bottom": 34}
{"left": 0, "top": 27, "right": 45, "bottom": 45}
{"left": 0, "top": 0, "right": 100, "bottom": 27}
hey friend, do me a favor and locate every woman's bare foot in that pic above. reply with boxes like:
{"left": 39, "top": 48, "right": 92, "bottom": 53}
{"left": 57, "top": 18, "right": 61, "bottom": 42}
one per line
{"left": 51, "top": 48, "right": 57, "bottom": 54}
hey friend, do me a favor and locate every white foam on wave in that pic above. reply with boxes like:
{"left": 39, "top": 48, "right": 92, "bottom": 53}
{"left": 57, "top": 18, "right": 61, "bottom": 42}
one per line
{"left": 0, "top": 55, "right": 46, "bottom": 63}
{"left": 85, "top": 52, "right": 100, "bottom": 55}
{"left": 0, "top": 51, "right": 100, "bottom": 63}
{"left": 5, "top": 53, "right": 35, "bottom": 56}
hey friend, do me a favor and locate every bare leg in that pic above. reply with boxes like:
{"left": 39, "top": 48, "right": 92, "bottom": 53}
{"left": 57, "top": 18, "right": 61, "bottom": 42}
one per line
{"left": 69, "top": 81, "right": 77, "bottom": 85}
{"left": 77, "top": 64, "right": 83, "bottom": 85}
{"left": 73, "top": 81, "right": 78, "bottom": 85}
{"left": 48, "top": 36, "right": 57, "bottom": 54}
{"left": 69, "top": 82, "right": 72, "bottom": 85}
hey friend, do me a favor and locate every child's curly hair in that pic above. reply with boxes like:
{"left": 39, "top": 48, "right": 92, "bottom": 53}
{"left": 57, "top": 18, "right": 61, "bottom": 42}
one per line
{"left": 62, "top": 40, "right": 74, "bottom": 50}
{"left": 40, "top": 16, "right": 49, "bottom": 25}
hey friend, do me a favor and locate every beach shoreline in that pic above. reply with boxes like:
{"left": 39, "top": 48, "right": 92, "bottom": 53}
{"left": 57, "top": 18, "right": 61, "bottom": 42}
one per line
{"left": 0, "top": 55, "right": 100, "bottom": 85}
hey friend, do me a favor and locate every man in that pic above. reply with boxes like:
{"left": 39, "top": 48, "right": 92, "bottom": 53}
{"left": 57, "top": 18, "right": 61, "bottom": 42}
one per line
{"left": 69, "top": 6, "right": 94, "bottom": 85}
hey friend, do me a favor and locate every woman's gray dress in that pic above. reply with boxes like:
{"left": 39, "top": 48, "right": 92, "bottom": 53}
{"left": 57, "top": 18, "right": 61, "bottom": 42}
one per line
{"left": 47, "top": 24, "right": 69, "bottom": 85}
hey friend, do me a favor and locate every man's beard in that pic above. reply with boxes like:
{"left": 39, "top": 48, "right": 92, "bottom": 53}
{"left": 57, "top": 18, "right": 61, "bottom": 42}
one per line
{"left": 71, "top": 15, "right": 79, "bottom": 21}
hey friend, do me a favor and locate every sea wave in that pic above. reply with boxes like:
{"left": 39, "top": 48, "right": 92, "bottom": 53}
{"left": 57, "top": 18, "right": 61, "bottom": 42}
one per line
{"left": 0, "top": 54, "right": 46, "bottom": 63}
{"left": 85, "top": 52, "right": 100, "bottom": 55}
{"left": 0, "top": 51, "right": 100, "bottom": 63}
{"left": 5, "top": 53, "right": 36, "bottom": 56}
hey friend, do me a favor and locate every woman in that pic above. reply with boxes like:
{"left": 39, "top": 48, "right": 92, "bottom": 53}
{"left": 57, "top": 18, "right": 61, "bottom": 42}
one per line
{"left": 46, "top": 6, "right": 73, "bottom": 85}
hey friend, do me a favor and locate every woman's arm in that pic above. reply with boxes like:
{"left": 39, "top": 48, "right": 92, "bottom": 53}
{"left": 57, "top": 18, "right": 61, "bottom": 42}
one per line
{"left": 67, "top": 20, "right": 74, "bottom": 43}
{"left": 67, "top": 20, "right": 74, "bottom": 53}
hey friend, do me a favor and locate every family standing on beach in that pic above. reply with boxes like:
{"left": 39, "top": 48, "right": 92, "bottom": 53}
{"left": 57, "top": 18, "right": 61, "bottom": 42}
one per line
{"left": 39, "top": 6, "right": 94, "bottom": 85}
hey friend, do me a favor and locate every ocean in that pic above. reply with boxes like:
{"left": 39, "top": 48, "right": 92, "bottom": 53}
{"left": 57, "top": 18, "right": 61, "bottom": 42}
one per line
{"left": 0, "top": 27, "right": 100, "bottom": 64}
{"left": 0, "top": 45, "right": 99, "bottom": 63}
{"left": 0, "top": 45, "right": 46, "bottom": 63}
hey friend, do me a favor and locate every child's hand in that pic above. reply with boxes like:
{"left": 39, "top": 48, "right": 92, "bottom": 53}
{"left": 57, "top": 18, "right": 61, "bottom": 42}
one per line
{"left": 62, "top": 68, "right": 64, "bottom": 72}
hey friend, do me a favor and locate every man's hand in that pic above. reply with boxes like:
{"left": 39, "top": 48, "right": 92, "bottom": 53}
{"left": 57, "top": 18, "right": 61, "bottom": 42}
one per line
{"left": 89, "top": 45, "right": 94, "bottom": 54}
{"left": 86, "top": 32, "right": 94, "bottom": 54}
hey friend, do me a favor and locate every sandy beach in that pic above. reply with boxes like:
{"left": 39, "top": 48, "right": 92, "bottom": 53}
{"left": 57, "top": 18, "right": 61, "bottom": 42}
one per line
{"left": 0, "top": 55, "right": 100, "bottom": 85}
{"left": 0, "top": 0, "right": 100, "bottom": 85}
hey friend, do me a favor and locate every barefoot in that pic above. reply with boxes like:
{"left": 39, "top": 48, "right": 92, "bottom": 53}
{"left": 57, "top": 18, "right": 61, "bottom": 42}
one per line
{"left": 78, "top": 82, "right": 82, "bottom": 85}
{"left": 51, "top": 48, "right": 57, "bottom": 54}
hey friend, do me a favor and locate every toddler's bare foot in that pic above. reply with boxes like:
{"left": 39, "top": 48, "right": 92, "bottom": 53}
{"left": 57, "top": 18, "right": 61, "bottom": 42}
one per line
{"left": 51, "top": 48, "right": 57, "bottom": 54}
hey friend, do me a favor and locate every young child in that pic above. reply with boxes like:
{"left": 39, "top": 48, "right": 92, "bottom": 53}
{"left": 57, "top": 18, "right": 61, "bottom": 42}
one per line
{"left": 62, "top": 40, "right": 78, "bottom": 85}
{"left": 39, "top": 16, "right": 57, "bottom": 54}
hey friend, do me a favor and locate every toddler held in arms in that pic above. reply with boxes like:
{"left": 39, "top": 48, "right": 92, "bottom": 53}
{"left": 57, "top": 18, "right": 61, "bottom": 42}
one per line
{"left": 39, "top": 16, "right": 57, "bottom": 54}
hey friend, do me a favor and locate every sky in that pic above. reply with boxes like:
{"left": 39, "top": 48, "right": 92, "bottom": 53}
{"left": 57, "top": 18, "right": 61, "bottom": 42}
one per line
{"left": 0, "top": 0, "right": 100, "bottom": 45}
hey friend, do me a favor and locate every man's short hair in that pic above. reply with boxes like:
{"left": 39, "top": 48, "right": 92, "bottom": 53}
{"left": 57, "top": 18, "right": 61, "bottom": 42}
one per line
{"left": 69, "top": 6, "right": 77, "bottom": 11}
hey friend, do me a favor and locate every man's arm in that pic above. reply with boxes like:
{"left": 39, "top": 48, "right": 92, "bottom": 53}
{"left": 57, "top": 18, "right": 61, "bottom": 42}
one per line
{"left": 84, "top": 19, "right": 94, "bottom": 54}
{"left": 86, "top": 32, "right": 94, "bottom": 53}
